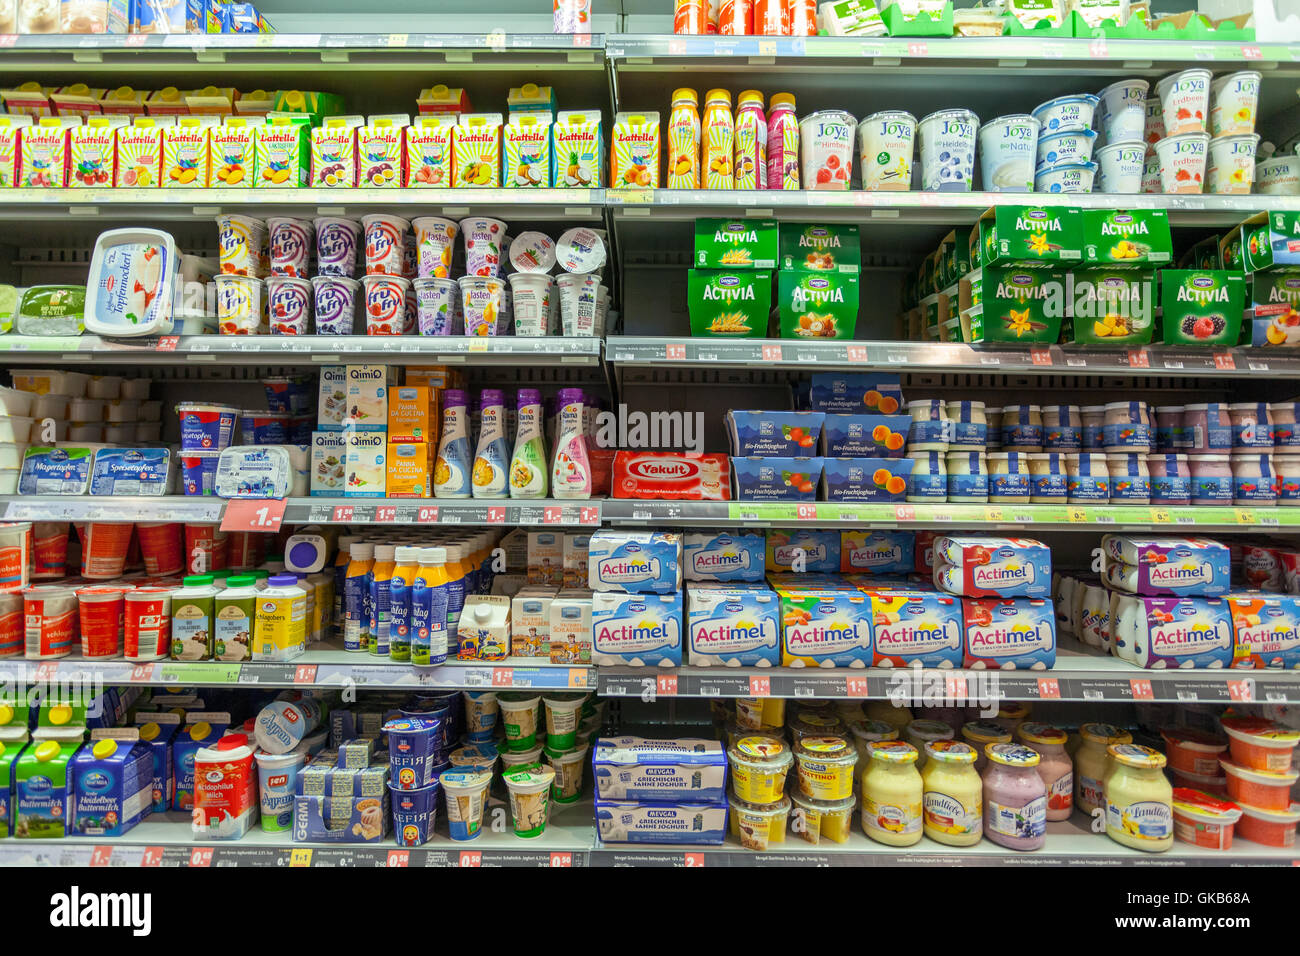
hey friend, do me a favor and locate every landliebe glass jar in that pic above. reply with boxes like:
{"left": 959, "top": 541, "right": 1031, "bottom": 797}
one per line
{"left": 861, "top": 741, "right": 923, "bottom": 847}
{"left": 921, "top": 740, "right": 982, "bottom": 846}
{"left": 1075, "top": 722, "right": 1133, "bottom": 815}
{"left": 1105, "top": 743, "right": 1173, "bottom": 852}
{"left": 982, "top": 743, "right": 1048, "bottom": 851}
{"left": 1016, "top": 722, "right": 1074, "bottom": 821}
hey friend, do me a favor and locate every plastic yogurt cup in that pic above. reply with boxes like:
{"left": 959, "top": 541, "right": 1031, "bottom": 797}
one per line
{"left": 1036, "top": 128, "right": 1097, "bottom": 172}
{"left": 180, "top": 450, "right": 221, "bottom": 495}
{"left": 918, "top": 108, "right": 978, "bottom": 192}
{"left": 255, "top": 750, "right": 306, "bottom": 832}
{"left": 361, "top": 213, "right": 410, "bottom": 276}
{"left": 241, "top": 410, "right": 289, "bottom": 445}
{"left": 1031, "top": 94, "right": 1098, "bottom": 134}
{"left": 857, "top": 110, "right": 915, "bottom": 191}
{"left": 264, "top": 275, "right": 311, "bottom": 335}
{"left": 1156, "top": 68, "right": 1211, "bottom": 136}
{"left": 216, "top": 213, "right": 265, "bottom": 277}
{"left": 508, "top": 231, "right": 557, "bottom": 274}
{"left": 1141, "top": 154, "right": 1163, "bottom": 193}
{"left": 794, "top": 735, "right": 858, "bottom": 801}
{"left": 509, "top": 273, "right": 554, "bottom": 337}
{"left": 390, "top": 781, "right": 439, "bottom": 846}
{"left": 555, "top": 226, "right": 606, "bottom": 274}
{"left": 1096, "top": 79, "right": 1148, "bottom": 145}
{"left": 502, "top": 766, "right": 555, "bottom": 838}
{"left": 978, "top": 114, "right": 1038, "bottom": 193}
{"left": 541, "top": 694, "right": 586, "bottom": 749}
{"left": 1209, "top": 70, "right": 1261, "bottom": 136}
{"left": 1033, "top": 161, "right": 1096, "bottom": 193}
{"left": 543, "top": 742, "right": 589, "bottom": 804}
{"left": 458, "top": 275, "right": 506, "bottom": 337}
{"left": 314, "top": 216, "right": 361, "bottom": 277}
{"left": 439, "top": 770, "right": 492, "bottom": 840}
{"left": 408, "top": 216, "right": 458, "bottom": 279}
{"left": 1094, "top": 141, "right": 1146, "bottom": 194}
{"left": 1254, "top": 156, "right": 1300, "bottom": 196}
{"left": 498, "top": 693, "right": 541, "bottom": 751}
{"left": 214, "top": 274, "right": 263, "bottom": 334}
{"left": 557, "top": 272, "right": 600, "bottom": 336}
{"left": 266, "top": 217, "right": 313, "bottom": 278}
{"left": 311, "top": 275, "right": 359, "bottom": 334}
{"left": 177, "top": 402, "right": 238, "bottom": 451}
{"left": 448, "top": 743, "right": 499, "bottom": 773}
{"left": 413, "top": 277, "right": 458, "bottom": 336}
{"left": 799, "top": 109, "right": 856, "bottom": 190}
{"left": 728, "top": 734, "right": 794, "bottom": 804}
{"left": 460, "top": 216, "right": 507, "bottom": 277}
{"left": 730, "top": 793, "right": 792, "bottom": 850}
{"left": 1154, "top": 132, "right": 1208, "bottom": 193}
{"left": 361, "top": 274, "right": 409, "bottom": 335}
{"left": 1206, "top": 133, "right": 1259, "bottom": 194}
{"left": 499, "top": 743, "right": 544, "bottom": 771}
{"left": 1143, "top": 97, "right": 1166, "bottom": 149}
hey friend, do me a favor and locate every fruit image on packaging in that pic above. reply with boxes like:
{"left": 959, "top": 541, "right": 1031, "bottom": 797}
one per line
{"left": 210, "top": 119, "right": 260, "bottom": 188}
{"left": 1159, "top": 270, "right": 1244, "bottom": 346}
{"left": 779, "top": 223, "right": 861, "bottom": 273}
{"left": 253, "top": 118, "right": 309, "bottom": 188}
{"left": 610, "top": 111, "right": 660, "bottom": 189}
{"left": 405, "top": 115, "right": 455, "bottom": 187}
{"left": 20, "top": 120, "right": 71, "bottom": 188}
{"left": 358, "top": 117, "right": 406, "bottom": 188}
{"left": 162, "top": 118, "right": 214, "bottom": 188}
{"left": 453, "top": 114, "right": 502, "bottom": 188}
{"left": 703, "top": 89, "right": 735, "bottom": 190}
{"left": 113, "top": 120, "right": 165, "bottom": 188}
{"left": 667, "top": 88, "right": 700, "bottom": 190}
{"left": 1081, "top": 209, "right": 1173, "bottom": 267}
{"left": 0, "top": 117, "right": 31, "bottom": 188}
{"left": 1065, "top": 269, "right": 1156, "bottom": 346}
{"left": 504, "top": 114, "right": 552, "bottom": 188}
{"left": 311, "top": 116, "right": 362, "bottom": 188}
{"left": 67, "top": 120, "right": 119, "bottom": 188}
{"left": 553, "top": 110, "right": 601, "bottom": 188}
{"left": 778, "top": 271, "right": 859, "bottom": 339}
{"left": 687, "top": 269, "right": 772, "bottom": 337}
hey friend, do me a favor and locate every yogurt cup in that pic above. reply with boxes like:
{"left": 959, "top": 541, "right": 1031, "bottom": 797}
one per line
{"left": 241, "top": 410, "right": 290, "bottom": 445}
{"left": 541, "top": 694, "right": 585, "bottom": 750}
{"left": 1141, "top": 153, "right": 1163, "bottom": 193}
{"left": 978, "top": 114, "right": 1038, "bottom": 193}
{"left": 1036, "top": 128, "right": 1097, "bottom": 172}
{"left": 1236, "top": 801, "right": 1300, "bottom": 848}
{"left": 439, "top": 770, "right": 492, "bottom": 840}
{"left": 1094, "top": 140, "right": 1146, "bottom": 194}
{"left": 498, "top": 693, "right": 541, "bottom": 751}
{"left": 1156, "top": 68, "right": 1211, "bottom": 136}
{"left": 918, "top": 108, "right": 978, "bottom": 192}
{"left": 543, "top": 743, "right": 589, "bottom": 804}
{"left": 1034, "top": 161, "right": 1096, "bottom": 193}
{"left": 410, "top": 216, "right": 458, "bottom": 279}
{"left": 1210, "top": 70, "right": 1261, "bottom": 136}
{"left": 1221, "top": 759, "right": 1298, "bottom": 812}
{"left": 361, "top": 274, "right": 409, "bottom": 335}
{"left": 413, "top": 277, "right": 458, "bottom": 336}
{"left": 361, "top": 213, "right": 411, "bottom": 276}
{"left": 255, "top": 750, "right": 306, "bottom": 832}
{"left": 461, "top": 690, "right": 498, "bottom": 740}
{"left": 1143, "top": 96, "right": 1166, "bottom": 148}
{"left": 556, "top": 272, "right": 599, "bottom": 336}
{"left": 448, "top": 743, "right": 499, "bottom": 773}
{"left": 314, "top": 216, "right": 361, "bottom": 277}
{"left": 214, "top": 274, "right": 264, "bottom": 335}
{"left": 509, "top": 231, "right": 557, "bottom": 274}
{"left": 1220, "top": 716, "right": 1299, "bottom": 773}
{"left": 390, "top": 781, "right": 439, "bottom": 846}
{"left": 264, "top": 275, "right": 311, "bottom": 335}
{"left": 857, "top": 110, "right": 915, "bottom": 191}
{"left": 68, "top": 397, "right": 102, "bottom": 421}
{"left": 384, "top": 715, "right": 445, "bottom": 789}
{"left": 180, "top": 450, "right": 221, "bottom": 495}
{"left": 499, "top": 744, "right": 544, "bottom": 772}
{"left": 502, "top": 765, "right": 555, "bottom": 838}
{"left": 793, "top": 735, "right": 857, "bottom": 801}
{"left": 311, "top": 275, "right": 360, "bottom": 334}
{"left": 266, "top": 217, "right": 313, "bottom": 278}
{"left": 1154, "top": 132, "right": 1209, "bottom": 193}
{"left": 509, "top": 273, "right": 554, "bottom": 337}
{"left": 1096, "top": 79, "right": 1149, "bottom": 146}
{"left": 1254, "top": 156, "right": 1300, "bottom": 196}
{"left": 555, "top": 226, "right": 607, "bottom": 274}
{"left": 216, "top": 213, "right": 266, "bottom": 277}
{"left": 1031, "top": 94, "right": 1098, "bottom": 134}
{"left": 177, "top": 402, "right": 238, "bottom": 451}
{"left": 729, "top": 793, "right": 791, "bottom": 850}
{"left": 799, "top": 109, "right": 856, "bottom": 190}
{"left": 1206, "top": 133, "right": 1259, "bottom": 194}
{"left": 728, "top": 734, "right": 794, "bottom": 803}
{"left": 458, "top": 275, "right": 506, "bottom": 337}
{"left": 459, "top": 216, "right": 506, "bottom": 277}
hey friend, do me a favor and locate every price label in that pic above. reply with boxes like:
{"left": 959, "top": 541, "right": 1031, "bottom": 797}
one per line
{"left": 221, "top": 498, "right": 287, "bottom": 532}
{"left": 129, "top": 664, "right": 155, "bottom": 682}
{"left": 294, "top": 665, "right": 318, "bottom": 685}
{"left": 374, "top": 505, "right": 398, "bottom": 523}
{"left": 459, "top": 851, "right": 482, "bottom": 867}
{"left": 845, "top": 675, "right": 869, "bottom": 697}
{"left": 1067, "top": 507, "right": 1089, "bottom": 523}
{"left": 845, "top": 344, "right": 868, "bottom": 363}
{"left": 1151, "top": 509, "right": 1171, "bottom": 524}
{"left": 34, "top": 662, "right": 58, "bottom": 683}
{"left": 568, "top": 668, "right": 589, "bottom": 688}
{"left": 1227, "top": 678, "right": 1255, "bottom": 702}
{"left": 665, "top": 343, "right": 687, "bottom": 361}
{"left": 492, "top": 668, "right": 514, "bottom": 687}
{"left": 90, "top": 846, "right": 112, "bottom": 867}
{"left": 332, "top": 505, "right": 356, "bottom": 523}
{"left": 579, "top": 506, "right": 599, "bottom": 525}
{"left": 1235, "top": 509, "right": 1257, "bottom": 525}
{"left": 1129, "top": 678, "right": 1155, "bottom": 701}
{"left": 140, "top": 846, "right": 164, "bottom": 867}
{"left": 1088, "top": 38, "right": 1108, "bottom": 58}
{"left": 486, "top": 506, "right": 506, "bottom": 524}
{"left": 1242, "top": 45, "right": 1262, "bottom": 59}
{"left": 657, "top": 674, "right": 678, "bottom": 696}
{"left": 156, "top": 335, "right": 180, "bottom": 351}
{"left": 907, "top": 41, "right": 927, "bottom": 56}
{"left": 1213, "top": 351, "right": 1236, "bottom": 370}
{"left": 894, "top": 505, "right": 915, "bottom": 521}
{"left": 189, "top": 848, "right": 214, "bottom": 867}
{"left": 386, "top": 850, "right": 410, "bottom": 867}
{"left": 796, "top": 503, "right": 817, "bottom": 520}
{"left": 417, "top": 506, "right": 438, "bottom": 523}
{"left": 1037, "top": 677, "right": 1061, "bottom": 699}
{"left": 945, "top": 674, "right": 967, "bottom": 699}
{"left": 289, "top": 848, "right": 313, "bottom": 867}
{"left": 543, "top": 507, "right": 562, "bottom": 524}
{"left": 549, "top": 852, "right": 573, "bottom": 867}
{"left": 572, "top": 32, "right": 592, "bottom": 47}
{"left": 761, "top": 344, "right": 783, "bottom": 362}
{"left": 125, "top": 33, "right": 148, "bottom": 46}
{"left": 1029, "top": 346, "right": 1052, "bottom": 366}
{"left": 684, "top": 852, "right": 706, "bottom": 868}
{"left": 749, "top": 675, "right": 771, "bottom": 697}
{"left": 1128, "top": 348, "right": 1150, "bottom": 369}
{"left": 757, "top": 38, "right": 777, "bottom": 56}
{"left": 984, "top": 508, "right": 1005, "bottom": 522}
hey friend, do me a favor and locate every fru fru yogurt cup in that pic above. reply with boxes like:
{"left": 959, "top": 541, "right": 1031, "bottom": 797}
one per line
{"left": 361, "top": 274, "right": 409, "bottom": 335}
{"left": 799, "top": 109, "right": 856, "bottom": 190}
{"left": 410, "top": 216, "right": 458, "bottom": 279}
{"left": 214, "top": 274, "right": 264, "bottom": 334}
{"left": 918, "top": 108, "right": 978, "bottom": 191}
{"left": 361, "top": 213, "right": 411, "bottom": 276}
{"left": 311, "top": 275, "right": 360, "bottom": 334}
{"left": 314, "top": 216, "right": 361, "bottom": 277}
{"left": 509, "top": 273, "right": 555, "bottom": 336}
{"left": 978, "top": 114, "right": 1038, "bottom": 193}
{"left": 794, "top": 735, "right": 858, "bottom": 801}
{"left": 439, "top": 769, "right": 492, "bottom": 840}
{"left": 264, "top": 275, "right": 311, "bottom": 335}
{"left": 1210, "top": 70, "right": 1261, "bottom": 136}
{"left": 1206, "top": 133, "right": 1259, "bottom": 194}
{"left": 1095, "top": 141, "right": 1146, "bottom": 194}
{"left": 267, "top": 217, "right": 313, "bottom": 278}
{"left": 502, "top": 765, "right": 555, "bottom": 838}
{"left": 1096, "top": 79, "right": 1149, "bottom": 146}
{"left": 413, "top": 277, "right": 459, "bottom": 335}
{"left": 460, "top": 216, "right": 506, "bottom": 277}
{"left": 1156, "top": 68, "right": 1212, "bottom": 136}
{"left": 216, "top": 213, "right": 266, "bottom": 277}
{"left": 1154, "top": 132, "right": 1208, "bottom": 193}
{"left": 857, "top": 110, "right": 915, "bottom": 191}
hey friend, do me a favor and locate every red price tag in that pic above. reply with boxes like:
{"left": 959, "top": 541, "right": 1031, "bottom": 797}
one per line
{"left": 761, "top": 344, "right": 783, "bottom": 362}
{"left": 549, "top": 852, "right": 573, "bottom": 867}
{"left": 294, "top": 665, "right": 318, "bottom": 685}
{"left": 417, "top": 506, "right": 438, "bottom": 523}
{"left": 656, "top": 674, "right": 678, "bottom": 696}
{"left": 332, "top": 505, "right": 355, "bottom": 522}
{"left": 907, "top": 41, "right": 927, "bottom": 55}
{"left": 1129, "top": 678, "right": 1155, "bottom": 700}
{"left": 579, "top": 506, "right": 599, "bottom": 525}
{"left": 125, "top": 33, "right": 148, "bottom": 46}
{"left": 543, "top": 507, "right": 562, "bottom": 524}
{"left": 155, "top": 335, "right": 180, "bottom": 351}
{"left": 749, "top": 676, "right": 771, "bottom": 697}
{"left": 1127, "top": 348, "right": 1150, "bottom": 369}
{"left": 0, "top": 35, "right": 16, "bottom": 47}
{"left": 845, "top": 675, "right": 869, "bottom": 697}
{"left": 1227, "top": 678, "right": 1255, "bottom": 702}
{"left": 129, "top": 664, "right": 154, "bottom": 682}
{"left": 34, "top": 662, "right": 58, "bottom": 683}
{"left": 90, "top": 846, "right": 112, "bottom": 867}
{"left": 796, "top": 503, "right": 817, "bottom": 520}
{"left": 665, "top": 343, "right": 687, "bottom": 361}
{"left": 572, "top": 32, "right": 592, "bottom": 47}
{"left": 1037, "top": 677, "right": 1061, "bottom": 699}
{"left": 846, "top": 344, "right": 868, "bottom": 363}
{"left": 221, "top": 497, "right": 287, "bottom": 533}
{"left": 1242, "top": 45, "right": 1262, "bottom": 59}
{"left": 668, "top": 37, "right": 686, "bottom": 54}
{"left": 140, "top": 846, "right": 164, "bottom": 867}
{"left": 459, "top": 851, "right": 482, "bottom": 867}
{"left": 189, "top": 848, "right": 214, "bottom": 867}
{"left": 1213, "top": 351, "right": 1236, "bottom": 370}
{"left": 374, "top": 505, "right": 398, "bottom": 522}
{"left": 945, "top": 674, "right": 967, "bottom": 699}
{"left": 1030, "top": 346, "right": 1052, "bottom": 366}
{"left": 684, "top": 852, "right": 705, "bottom": 868}
{"left": 894, "top": 505, "right": 915, "bottom": 521}
{"left": 492, "top": 668, "right": 514, "bottom": 687}
{"left": 486, "top": 506, "right": 506, "bottom": 524}
{"left": 1088, "top": 38, "right": 1108, "bottom": 58}
{"left": 387, "top": 850, "right": 410, "bottom": 867}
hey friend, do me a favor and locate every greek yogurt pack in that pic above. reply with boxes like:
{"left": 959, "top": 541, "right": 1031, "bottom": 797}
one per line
{"left": 592, "top": 736, "right": 728, "bottom": 802}
{"left": 839, "top": 530, "right": 914, "bottom": 574}
{"left": 590, "top": 591, "right": 683, "bottom": 666}
{"left": 595, "top": 800, "right": 727, "bottom": 845}
{"left": 683, "top": 531, "right": 765, "bottom": 583}
{"left": 961, "top": 597, "right": 1057, "bottom": 670}
{"left": 933, "top": 535, "right": 1052, "bottom": 598}
{"left": 88, "top": 448, "right": 175, "bottom": 496}
{"left": 1100, "top": 535, "right": 1230, "bottom": 597}
{"left": 868, "top": 589, "right": 963, "bottom": 668}
{"left": 686, "top": 584, "right": 781, "bottom": 667}
{"left": 587, "top": 530, "right": 682, "bottom": 594}
{"left": 776, "top": 586, "right": 873, "bottom": 667}
{"left": 1109, "top": 595, "right": 1234, "bottom": 669}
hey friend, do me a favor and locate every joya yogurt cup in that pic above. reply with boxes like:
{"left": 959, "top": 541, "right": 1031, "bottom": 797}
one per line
{"left": 918, "top": 108, "right": 978, "bottom": 192}
{"left": 1154, "top": 132, "right": 1209, "bottom": 193}
{"left": 799, "top": 109, "right": 856, "bottom": 190}
{"left": 1095, "top": 141, "right": 1146, "bottom": 194}
{"left": 362, "top": 274, "right": 409, "bottom": 335}
{"left": 459, "top": 216, "right": 506, "bottom": 277}
{"left": 1096, "top": 79, "right": 1149, "bottom": 146}
{"left": 1036, "top": 128, "right": 1097, "bottom": 172}
{"left": 458, "top": 275, "right": 506, "bottom": 337}
{"left": 440, "top": 769, "right": 492, "bottom": 840}
{"left": 502, "top": 765, "right": 556, "bottom": 838}
{"left": 311, "top": 275, "right": 360, "bottom": 334}
{"left": 978, "top": 114, "right": 1038, "bottom": 193}
{"left": 1210, "top": 70, "right": 1261, "bottom": 136}
{"left": 214, "top": 274, "right": 264, "bottom": 334}
{"left": 314, "top": 216, "right": 361, "bottom": 277}
{"left": 413, "top": 277, "right": 459, "bottom": 335}
{"left": 1255, "top": 156, "right": 1300, "bottom": 196}
{"left": 1031, "top": 94, "right": 1098, "bottom": 134}
{"left": 361, "top": 213, "right": 411, "bottom": 276}
{"left": 509, "top": 273, "right": 555, "bottom": 337}
{"left": 266, "top": 217, "right": 313, "bottom": 278}
{"left": 857, "top": 110, "right": 916, "bottom": 191}
{"left": 1142, "top": 153, "right": 1163, "bottom": 193}
{"left": 1143, "top": 96, "right": 1166, "bottom": 149}
{"left": 1156, "top": 68, "right": 1212, "bottom": 136}
{"left": 1206, "top": 133, "right": 1259, "bottom": 194}
{"left": 1034, "top": 161, "right": 1096, "bottom": 193}
{"left": 264, "top": 275, "right": 312, "bottom": 335}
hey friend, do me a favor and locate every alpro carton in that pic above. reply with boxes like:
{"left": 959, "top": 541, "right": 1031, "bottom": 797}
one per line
{"left": 779, "top": 223, "right": 861, "bottom": 273}
{"left": 72, "top": 732, "right": 153, "bottom": 837}
{"left": 687, "top": 269, "right": 772, "bottom": 337}
{"left": 1064, "top": 269, "right": 1157, "bottom": 345}
{"left": 254, "top": 113, "right": 309, "bottom": 187}
{"left": 591, "top": 591, "right": 684, "bottom": 666}
{"left": 694, "top": 218, "right": 779, "bottom": 269}
{"left": 976, "top": 205, "right": 1083, "bottom": 268}
{"left": 1159, "top": 270, "right": 1245, "bottom": 346}
{"left": 777, "top": 270, "right": 859, "bottom": 339}
{"left": 552, "top": 109, "right": 602, "bottom": 188}
{"left": 504, "top": 113, "right": 552, "bottom": 188}
{"left": 1081, "top": 209, "right": 1173, "bottom": 267}
{"left": 687, "top": 583, "right": 781, "bottom": 666}
{"left": 405, "top": 114, "right": 455, "bottom": 187}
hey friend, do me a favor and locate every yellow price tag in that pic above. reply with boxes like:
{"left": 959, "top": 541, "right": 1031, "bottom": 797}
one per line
{"left": 983, "top": 508, "right": 1004, "bottom": 522}
{"left": 387, "top": 33, "right": 408, "bottom": 47}
{"left": 1151, "top": 509, "right": 1171, "bottom": 523}
{"left": 1235, "top": 509, "right": 1257, "bottom": 524}
{"left": 467, "top": 339, "right": 489, "bottom": 352}
{"left": 758, "top": 39, "right": 778, "bottom": 55}
{"left": 1067, "top": 508, "right": 1089, "bottom": 523}
{"left": 289, "top": 848, "right": 313, "bottom": 867}
{"left": 569, "top": 668, "right": 588, "bottom": 688}
{"left": 617, "top": 188, "right": 653, "bottom": 204}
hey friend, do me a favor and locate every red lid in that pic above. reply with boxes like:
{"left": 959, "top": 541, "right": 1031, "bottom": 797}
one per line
{"left": 217, "top": 733, "right": 250, "bottom": 751}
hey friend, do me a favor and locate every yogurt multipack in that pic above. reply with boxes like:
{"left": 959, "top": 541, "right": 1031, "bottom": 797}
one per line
{"left": 868, "top": 589, "right": 964, "bottom": 668}
{"left": 587, "top": 530, "right": 682, "bottom": 594}
{"left": 1100, "top": 535, "right": 1231, "bottom": 597}
{"left": 683, "top": 531, "right": 765, "bottom": 583}
{"left": 686, "top": 584, "right": 782, "bottom": 667}
{"left": 725, "top": 410, "right": 826, "bottom": 456}
{"left": 775, "top": 585, "right": 873, "bottom": 667}
{"left": 591, "top": 591, "right": 684, "bottom": 667}
{"left": 840, "top": 530, "right": 914, "bottom": 574}
{"left": 933, "top": 536, "right": 1052, "bottom": 598}
{"left": 1109, "top": 594, "right": 1234, "bottom": 669}
{"left": 1228, "top": 595, "right": 1300, "bottom": 670}
{"left": 88, "top": 447, "right": 176, "bottom": 496}
{"left": 591, "top": 737, "right": 727, "bottom": 803}
{"left": 595, "top": 800, "right": 728, "bottom": 845}
{"left": 766, "top": 529, "right": 840, "bottom": 574}
{"left": 961, "top": 597, "right": 1057, "bottom": 670}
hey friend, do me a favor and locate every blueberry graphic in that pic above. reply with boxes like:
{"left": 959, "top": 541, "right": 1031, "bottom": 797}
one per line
{"left": 939, "top": 151, "right": 951, "bottom": 161}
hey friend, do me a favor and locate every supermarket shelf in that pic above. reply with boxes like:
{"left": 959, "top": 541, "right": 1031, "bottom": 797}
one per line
{"left": 0, "top": 805, "right": 593, "bottom": 867}
{"left": 0, "top": 496, "right": 224, "bottom": 524}
{"left": 0, "top": 334, "right": 604, "bottom": 367}
{"left": 0, "top": 645, "right": 594, "bottom": 690}
{"left": 606, "top": 337, "right": 1289, "bottom": 378}
{"left": 284, "top": 497, "right": 602, "bottom": 526}
{"left": 606, "top": 189, "right": 1298, "bottom": 226}
{"left": 597, "top": 639, "right": 1300, "bottom": 703}
{"left": 589, "top": 816, "right": 1299, "bottom": 867}
{"left": 0, "top": 189, "right": 605, "bottom": 222}
{"left": 601, "top": 499, "right": 1300, "bottom": 532}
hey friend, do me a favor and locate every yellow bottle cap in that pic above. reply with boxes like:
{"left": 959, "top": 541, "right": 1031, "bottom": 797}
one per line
{"left": 110, "top": 86, "right": 135, "bottom": 99}
{"left": 34, "top": 740, "right": 60, "bottom": 761}
{"left": 770, "top": 92, "right": 796, "bottom": 110}
{"left": 520, "top": 82, "right": 539, "bottom": 96}
{"left": 738, "top": 89, "right": 764, "bottom": 107}
{"left": 0, "top": 704, "right": 12, "bottom": 725}
{"left": 139, "top": 722, "right": 160, "bottom": 742}
{"left": 281, "top": 90, "right": 305, "bottom": 110}
{"left": 189, "top": 721, "right": 212, "bottom": 741}
{"left": 671, "top": 88, "right": 698, "bottom": 105}
{"left": 705, "top": 88, "right": 732, "bottom": 106}
{"left": 48, "top": 704, "right": 72, "bottom": 726}
{"left": 92, "top": 739, "right": 117, "bottom": 759}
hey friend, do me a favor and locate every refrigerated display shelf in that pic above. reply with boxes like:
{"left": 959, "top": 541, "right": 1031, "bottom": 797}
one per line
{"left": 0, "top": 647, "right": 593, "bottom": 690}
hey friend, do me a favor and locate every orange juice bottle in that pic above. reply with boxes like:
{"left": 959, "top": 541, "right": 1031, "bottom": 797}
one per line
{"left": 703, "top": 88, "right": 734, "bottom": 190}
{"left": 667, "top": 88, "right": 700, "bottom": 190}
{"left": 734, "top": 89, "right": 767, "bottom": 190}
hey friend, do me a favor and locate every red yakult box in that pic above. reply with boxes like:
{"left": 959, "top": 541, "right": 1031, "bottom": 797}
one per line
{"left": 611, "top": 452, "right": 731, "bottom": 501}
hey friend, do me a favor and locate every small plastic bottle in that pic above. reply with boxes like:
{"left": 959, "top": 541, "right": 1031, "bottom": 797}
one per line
{"left": 435, "top": 388, "right": 473, "bottom": 499}
{"left": 551, "top": 387, "right": 592, "bottom": 499}
{"left": 472, "top": 388, "right": 510, "bottom": 498}
{"left": 509, "top": 387, "right": 549, "bottom": 499}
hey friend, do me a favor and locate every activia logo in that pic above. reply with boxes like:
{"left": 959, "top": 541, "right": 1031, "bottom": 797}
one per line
{"left": 720, "top": 276, "right": 739, "bottom": 287}
{"left": 1192, "top": 276, "right": 1214, "bottom": 289}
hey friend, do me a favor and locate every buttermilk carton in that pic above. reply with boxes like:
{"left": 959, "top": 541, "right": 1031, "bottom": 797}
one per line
{"left": 134, "top": 711, "right": 180, "bottom": 812}
{"left": 71, "top": 732, "right": 153, "bottom": 837}
{"left": 687, "top": 583, "right": 781, "bottom": 667}
{"left": 0, "top": 703, "right": 29, "bottom": 839}
{"left": 172, "top": 712, "right": 229, "bottom": 811}
{"left": 587, "top": 530, "right": 682, "bottom": 594}
{"left": 592, "top": 591, "right": 684, "bottom": 666}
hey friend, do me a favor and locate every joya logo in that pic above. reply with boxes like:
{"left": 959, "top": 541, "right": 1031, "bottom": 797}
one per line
{"left": 942, "top": 119, "right": 973, "bottom": 138}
